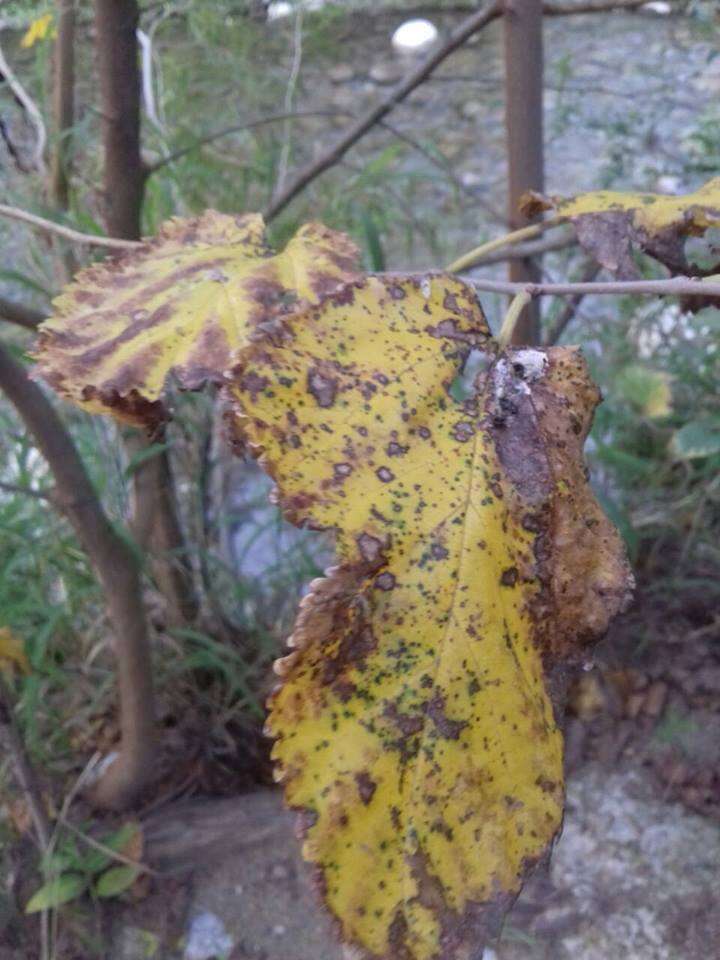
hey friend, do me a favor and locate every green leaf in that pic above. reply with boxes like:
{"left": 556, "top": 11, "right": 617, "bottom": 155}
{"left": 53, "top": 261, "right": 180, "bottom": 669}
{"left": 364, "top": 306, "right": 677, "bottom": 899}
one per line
{"left": 615, "top": 364, "right": 672, "bottom": 418}
{"left": 94, "top": 865, "right": 139, "bottom": 898}
{"left": 0, "top": 269, "right": 53, "bottom": 302}
{"left": 360, "top": 211, "right": 385, "bottom": 272}
{"left": 684, "top": 227, "right": 720, "bottom": 272}
{"left": 670, "top": 418, "right": 720, "bottom": 460}
{"left": 82, "top": 822, "right": 140, "bottom": 875}
{"left": 25, "top": 874, "right": 86, "bottom": 913}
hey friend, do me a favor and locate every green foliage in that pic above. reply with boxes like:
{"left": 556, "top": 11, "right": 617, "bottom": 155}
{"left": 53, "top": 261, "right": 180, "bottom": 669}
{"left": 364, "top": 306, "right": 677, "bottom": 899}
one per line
{"left": 25, "top": 874, "right": 85, "bottom": 914}
{"left": 26, "top": 822, "right": 141, "bottom": 912}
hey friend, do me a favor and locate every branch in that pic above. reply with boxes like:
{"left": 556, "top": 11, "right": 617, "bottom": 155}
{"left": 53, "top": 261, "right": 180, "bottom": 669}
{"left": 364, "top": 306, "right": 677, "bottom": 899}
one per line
{"left": 378, "top": 120, "right": 507, "bottom": 225}
{"left": 468, "top": 232, "right": 575, "bottom": 265}
{"left": 0, "top": 342, "right": 156, "bottom": 809}
{"left": 148, "top": 107, "right": 508, "bottom": 224}
{"left": 371, "top": 0, "right": 651, "bottom": 14}
{"left": 0, "top": 203, "right": 140, "bottom": 250}
{"left": 264, "top": 0, "right": 504, "bottom": 221}
{"left": 0, "top": 296, "right": 46, "bottom": 330}
{"left": 447, "top": 221, "right": 558, "bottom": 274}
{"left": 144, "top": 110, "right": 352, "bottom": 176}
{"left": 0, "top": 480, "right": 52, "bottom": 501}
{"left": 543, "top": 0, "right": 653, "bottom": 13}
{"left": 148, "top": 0, "right": 651, "bottom": 213}
{"left": 0, "top": 39, "right": 47, "bottom": 174}
{"left": 464, "top": 275, "right": 720, "bottom": 299}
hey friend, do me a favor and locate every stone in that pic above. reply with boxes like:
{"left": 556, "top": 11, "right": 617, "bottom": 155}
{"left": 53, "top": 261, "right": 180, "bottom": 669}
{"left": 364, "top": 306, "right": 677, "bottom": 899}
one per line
{"left": 368, "top": 63, "right": 403, "bottom": 86}
{"left": 499, "top": 766, "right": 720, "bottom": 959}
{"left": 328, "top": 64, "right": 354, "bottom": 84}
{"left": 460, "top": 100, "right": 485, "bottom": 121}
{"left": 184, "top": 911, "right": 234, "bottom": 960}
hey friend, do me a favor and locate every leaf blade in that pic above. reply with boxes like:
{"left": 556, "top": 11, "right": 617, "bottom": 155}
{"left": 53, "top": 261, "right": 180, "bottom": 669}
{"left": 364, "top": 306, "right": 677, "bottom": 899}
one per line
{"left": 35, "top": 213, "right": 360, "bottom": 426}
{"left": 230, "top": 275, "right": 632, "bottom": 960}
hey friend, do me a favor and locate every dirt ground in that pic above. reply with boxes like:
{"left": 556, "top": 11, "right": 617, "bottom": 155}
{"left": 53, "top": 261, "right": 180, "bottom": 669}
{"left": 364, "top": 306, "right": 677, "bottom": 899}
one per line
{"left": 93, "top": 584, "right": 720, "bottom": 960}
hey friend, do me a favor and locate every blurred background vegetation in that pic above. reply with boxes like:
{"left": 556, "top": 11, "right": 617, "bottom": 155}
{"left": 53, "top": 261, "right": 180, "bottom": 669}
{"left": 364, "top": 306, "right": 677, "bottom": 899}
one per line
{"left": 0, "top": 0, "right": 718, "bottom": 879}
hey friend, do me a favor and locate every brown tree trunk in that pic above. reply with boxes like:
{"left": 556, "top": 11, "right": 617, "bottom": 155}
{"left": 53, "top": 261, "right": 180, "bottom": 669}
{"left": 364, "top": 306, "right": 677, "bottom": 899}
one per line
{"left": 0, "top": 343, "right": 156, "bottom": 809}
{"left": 49, "top": 0, "right": 75, "bottom": 211}
{"left": 93, "top": 0, "right": 197, "bottom": 627}
{"left": 503, "top": 0, "right": 544, "bottom": 345}
{"left": 94, "top": 0, "right": 145, "bottom": 241}
{"left": 124, "top": 428, "right": 199, "bottom": 627}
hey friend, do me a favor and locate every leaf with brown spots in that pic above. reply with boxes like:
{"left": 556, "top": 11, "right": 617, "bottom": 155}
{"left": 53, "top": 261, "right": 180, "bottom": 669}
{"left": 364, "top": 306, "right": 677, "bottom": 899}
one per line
{"left": 228, "top": 275, "right": 633, "bottom": 960}
{"left": 35, "top": 211, "right": 360, "bottom": 425}
{"left": 522, "top": 177, "right": 720, "bottom": 278}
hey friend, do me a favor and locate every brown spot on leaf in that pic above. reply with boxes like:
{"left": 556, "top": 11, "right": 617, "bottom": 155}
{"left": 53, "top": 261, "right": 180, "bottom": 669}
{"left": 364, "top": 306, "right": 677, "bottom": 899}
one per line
{"left": 354, "top": 771, "right": 377, "bottom": 805}
{"left": 386, "top": 441, "right": 408, "bottom": 457}
{"left": 452, "top": 421, "right": 475, "bottom": 442}
{"left": 425, "top": 693, "right": 467, "bottom": 740}
{"left": 374, "top": 572, "right": 396, "bottom": 591}
{"left": 237, "top": 370, "right": 269, "bottom": 401}
{"left": 356, "top": 533, "right": 386, "bottom": 565}
{"left": 307, "top": 366, "right": 338, "bottom": 408}
{"left": 431, "top": 543, "right": 449, "bottom": 561}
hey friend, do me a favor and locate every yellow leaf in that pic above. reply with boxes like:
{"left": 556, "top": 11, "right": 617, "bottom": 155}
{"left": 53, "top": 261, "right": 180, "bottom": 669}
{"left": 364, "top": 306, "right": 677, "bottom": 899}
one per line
{"left": 20, "top": 13, "right": 54, "bottom": 48}
{"left": 0, "top": 627, "right": 30, "bottom": 676}
{"left": 35, "top": 212, "right": 360, "bottom": 426}
{"left": 229, "top": 275, "right": 632, "bottom": 960}
{"left": 521, "top": 177, "right": 720, "bottom": 277}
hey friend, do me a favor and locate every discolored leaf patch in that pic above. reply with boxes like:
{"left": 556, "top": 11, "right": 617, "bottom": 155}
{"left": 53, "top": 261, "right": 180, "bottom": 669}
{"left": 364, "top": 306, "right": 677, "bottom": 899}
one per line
{"left": 228, "top": 274, "right": 632, "bottom": 960}
{"left": 522, "top": 177, "right": 720, "bottom": 278}
{"left": 35, "top": 212, "right": 360, "bottom": 425}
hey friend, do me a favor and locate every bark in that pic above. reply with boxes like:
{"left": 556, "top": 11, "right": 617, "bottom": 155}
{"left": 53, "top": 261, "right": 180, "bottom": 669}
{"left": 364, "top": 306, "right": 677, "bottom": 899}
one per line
{"left": 503, "top": 0, "right": 545, "bottom": 345}
{"left": 125, "top": 428, "right": 199, "bottom": 627}
{"left": 49, "top": 0, "right": 75, "bottom": 211}
{"left": 93, "top": 0, "right": 197, "bottom": 628}
{"left": 0, "top": 296, "right": 45, "bottom": 331}
{"left": 0, "top": 343, "right": 156, "bottom": 809}
{"left": 94, "top": 0, "right": 145, "bottom": 241}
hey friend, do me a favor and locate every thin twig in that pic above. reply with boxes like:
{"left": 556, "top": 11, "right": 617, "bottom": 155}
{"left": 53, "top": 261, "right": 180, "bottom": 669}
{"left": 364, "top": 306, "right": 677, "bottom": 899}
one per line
{"left": 543, "top": 260, "right": 601, "bottom": 345}
{"left": 378, "top": 120, "right": 507, "bottom": 225}
{"left": 543, "top": 0, "right": 655, "bottom": 13}
{"left": 371, "top": 0, "right": 651, "bottom": 14}
{"left": 145, "top": 110, "right": 350, "bottom": 176}
{"left": 264, "top": 0, "right": 504, "bottom": 221}
{"left": 463, "top": 275, "right": 720, "bottom": 298}
{"left": 498, "top": 291, "right": 532, "bottom": 348}
{"left": 468, "top": 232, "right": 575, "bottom": 266}
{"left": 0, "top": 204, "right": 140, "bottom": 249}
{"left": 0, "top": 480, "right": 53, "bottom": 501}
{"left": 0, "top": 39, "right": 47, "bottom": 174}
{"left": 273, "top": 6, "right": 304, "bottom": 202}
{"left": 447, "top": 221, "right": 560, "bottom": 274}
{"left": 0, "top": 674, "right": 51, "bottom": 849}
{"left": 57, "top": 815, "right": 161, "bottom": 877}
